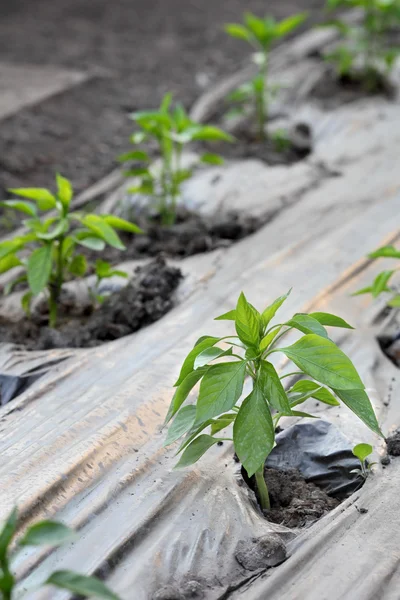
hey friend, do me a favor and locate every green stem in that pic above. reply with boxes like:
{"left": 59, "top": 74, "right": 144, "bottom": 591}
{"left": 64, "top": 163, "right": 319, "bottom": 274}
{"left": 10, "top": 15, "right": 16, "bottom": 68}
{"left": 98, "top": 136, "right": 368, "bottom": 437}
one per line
{"left": 256, "top": 51, "right": 268, "bottom": 140}
{"left": 255, "top": 467, "right": 270, "bottom": 510}
{"left": 48, "top": 237, "right": 64, "bottom": 328}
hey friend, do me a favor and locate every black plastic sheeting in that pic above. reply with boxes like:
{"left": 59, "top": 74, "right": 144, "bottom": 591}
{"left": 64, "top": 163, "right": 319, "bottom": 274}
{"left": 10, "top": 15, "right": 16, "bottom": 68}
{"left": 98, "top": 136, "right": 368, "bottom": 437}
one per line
{"left": 266, "top": 421, "right": 361, "bottom": 499}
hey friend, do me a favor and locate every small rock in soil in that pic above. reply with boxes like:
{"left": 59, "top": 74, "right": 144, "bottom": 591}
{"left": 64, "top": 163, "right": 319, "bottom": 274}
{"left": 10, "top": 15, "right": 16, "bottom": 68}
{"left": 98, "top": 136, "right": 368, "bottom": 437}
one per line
{"left": 235, "top": 534, "right": 287, "bottom": 571}
{"left": 386, "top": 430, "right": 400, "bottom": 457}
{"left": 152, "top": 585, "right": 184, "bottom": 600}
{"left": 381, "top": 454, "right": 391, "bottom": 466}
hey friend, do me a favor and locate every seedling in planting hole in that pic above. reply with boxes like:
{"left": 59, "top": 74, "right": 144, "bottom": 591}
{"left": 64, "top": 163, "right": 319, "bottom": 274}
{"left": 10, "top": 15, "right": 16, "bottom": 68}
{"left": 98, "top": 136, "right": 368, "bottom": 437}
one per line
{"left": 322, "top": 0, "right": 400, "bottom": 87}
{"left": 0, "top": 507, "right": 120, "bottom": 599}
{"left": 165, "top": 290, "right": 383, "bottom": 511}
{"left": 224, "top": 12, "right": 307, "bottom": 139}
{"left": 351, "top": 443, "right": 377, "bottom": 478}
{"left": 119, "top": 93, "right": 233, "bottom": 226}
{"left": 353, "top": 244, "right": 400, "bottom": 306}
{"left": 0, "top": 175, "right": 141, "bottom": 327}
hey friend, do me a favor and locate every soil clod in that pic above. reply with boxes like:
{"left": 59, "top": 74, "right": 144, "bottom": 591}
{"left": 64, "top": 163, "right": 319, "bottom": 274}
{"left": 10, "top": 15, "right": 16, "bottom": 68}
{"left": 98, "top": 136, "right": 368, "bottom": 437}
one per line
{"left": 386, "top": 430, "right": 400, "bottom": 457}
{"left": 235, "top": 534, "right": 287, "bottom": 571}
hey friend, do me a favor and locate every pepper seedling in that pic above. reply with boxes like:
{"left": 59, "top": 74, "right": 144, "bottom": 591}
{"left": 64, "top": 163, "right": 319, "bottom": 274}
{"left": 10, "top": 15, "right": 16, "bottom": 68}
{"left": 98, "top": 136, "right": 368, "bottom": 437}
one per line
{"left": 224, "top": 12, "right": 307, "bottom": 139}
{"left": 0, "top": 507, "right": 120, "bottom": 600}
{"left": 322, "top": 0, "right": 400, "bottom": 88}
{"left": 0, "top": 174, "right": 141, "bottom": 327}
{"left": 351, "top": 442, "right": 376, "bottom": 478}
{"left": 353, "top": 244, "right": 400, "bottom": 306}
{"left": 165, "top": 290, "right": 383, "bottom": 511}
{"left": 119, "top": 93, "right": 233, "bottom": 226}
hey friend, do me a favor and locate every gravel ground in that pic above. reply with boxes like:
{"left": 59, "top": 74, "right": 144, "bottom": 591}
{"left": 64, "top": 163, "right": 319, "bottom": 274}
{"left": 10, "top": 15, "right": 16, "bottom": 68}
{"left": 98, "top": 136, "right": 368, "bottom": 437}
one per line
{"left": 0, "top": 0, "right": 324, "bottom": 194}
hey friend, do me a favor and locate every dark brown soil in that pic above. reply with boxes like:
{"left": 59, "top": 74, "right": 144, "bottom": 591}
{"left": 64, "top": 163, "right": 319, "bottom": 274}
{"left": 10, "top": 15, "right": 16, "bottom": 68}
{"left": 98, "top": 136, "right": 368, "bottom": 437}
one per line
{"left": 0, "top": 257, "right": 181, "bottom": 350}
{"left": 251, "top": 467, "right": 339, "bottom": 529}
{"left": 0, "top": 0, "right": 324, "bottom": 197}
{"left": 386, "top": 430, "right": 400, "bottom": 457}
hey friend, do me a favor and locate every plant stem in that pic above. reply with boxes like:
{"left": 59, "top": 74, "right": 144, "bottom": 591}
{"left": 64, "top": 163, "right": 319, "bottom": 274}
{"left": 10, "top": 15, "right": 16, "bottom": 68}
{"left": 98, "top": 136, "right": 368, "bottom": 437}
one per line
{"left": 255, "top": 466, "right": 270, "bottom": 510}
{"left": 48, "top": 237, "right": 64, "bottom": 328}
{"left": 256, "top": 51, "right": 268, "bottom": 140}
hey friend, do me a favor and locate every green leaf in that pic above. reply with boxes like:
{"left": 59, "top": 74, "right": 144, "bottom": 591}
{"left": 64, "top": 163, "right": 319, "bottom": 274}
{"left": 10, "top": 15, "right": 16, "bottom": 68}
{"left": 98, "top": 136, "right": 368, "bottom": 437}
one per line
{"left": 19, "top": 521, "right": 76, "bottom": 547}
{"left": 308, "top": 312, "right": 354, "bottom": 329}
{"left": 194, "top": 346, "right": 233, "bottom": 369}
{"left": 259, "top": 361, "right": 291, "bottom": 413}
{"left": 261, "top": 289, "right": 291, "bottom": 328}
{"left": 175, "top": 434, "right": 220, "bottom": 468}
{"left": 56, "top": 174, "right": 73, "bottom": 209}
{"left": 210, "top": 413, "right": 236, "bottom": 435}
{"left": 214, "top": 309, "right": 236, "bottom": 321}
{"left": 36, "top": 218, "right": 69, "bottom": 241}
{"left": 275, "top": 13, "right": 307, "bottom": 37}
{"left": 165, "top": 405, "right": 196, "bottom": 446}
{"left": 9, "top": 188, "right": 56, "bottom": 211}
{"left": 0, "top": 239, "right": 26, "bottom": 259}
{"left": 46, "top": 571, "right": 120, "bottom": 599}
{"left": 27, "top": 245, "right": 52, "bottom": 295}
{"left": 289, "top": 380, "right": 339, "bottom": 406}
{"left": 334, "top": 388, "right": 383, "bottom": 437}
{"left": 370, "top": 245, "right": 400, "bottom": 259}
{"left": 196, "top": 361, "right": 246, "bottom": 423}
{"left": 259, "top": 326, "right": 281, "bottom": 351}
{"left": 281, "top": 334, "right": 364, "bottom": 391}
{"left": 372, "top": 270, "right": 395, "bottom": 297}
{"left": 75, "top": 235, "right": 106, "bottom": 251}
{"left": 200, "top": 153, "right": 224, "bottom": 165}
{"left": 69, "top": 254, "right": 87, "bottom": 277}
{"left": 352, "top": 442, "right": 373, "bottom": 462}
{"left": 102, "top": 215, "right": 143, "bottom": 234}
{"left": 130, "top": 132, "right": 147, "bottom": 144}
{"left": 160, "top": 92, "right": 173, "bottom": 113}
{"left": 174, "top": 337, "right": 219, "bottom": 386}
{"left": 244, "top": 12, "right": 270, "bottom": 44}
{"left": 82, "top": 215, "right": 125, "bottom": 250}
{"left": 289, "top": 410, "right": 319, "bottom": 419}
{"left": 224, "top": 23, "right": 252, "bottom": 42}
{"left": 235, "top": 292, "right": 260, "bottom": 348}
{"left": 4, "top": 274, "right": 27, "bottom": 295}
{"left": 0, "top": 200, "right": 37, "bottom": 217}
{"left": 0, "top": 507, "right": 17, "bottom": 561}
{"left": 233, "top": 382, "right": 275, "bottom": 477}
{"left": 388, "top": 294, "right": 400, "bottom": 307}
{"left": 165, "top": 367, "right": 208, "bottom": 423}
{"left": 190, "top": 126, "right": 234, "bottom": 142}
{"left": 118, "top": 150, "right": 150, "bottom": 162}
{"left": 21, "top": 291, "right": 33, "bottom": 315}
{"left": 0, "top": 253, "right": 22, "bottom": 274}
{"left": 286, "top": 314, "right": 328, "bottom": 338}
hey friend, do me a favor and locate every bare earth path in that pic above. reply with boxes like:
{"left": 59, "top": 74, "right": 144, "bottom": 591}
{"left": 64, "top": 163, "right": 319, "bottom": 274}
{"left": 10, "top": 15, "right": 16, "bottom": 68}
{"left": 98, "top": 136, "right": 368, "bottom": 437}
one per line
{"left": 0, "top": 0, "right": 323, "bottom": 194}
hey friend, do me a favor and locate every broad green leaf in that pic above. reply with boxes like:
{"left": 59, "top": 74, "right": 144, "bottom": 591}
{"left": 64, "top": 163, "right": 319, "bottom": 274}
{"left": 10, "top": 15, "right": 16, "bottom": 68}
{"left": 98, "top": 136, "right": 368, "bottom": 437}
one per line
{"left": 102, "top": 215, "right": 143, "bottom": 234}
{"left": 286, "top": 314, "right": 328, "bottom": 338}
{"left": 190, "top": 126, "right": 234, "bottom": 142}
{"left": 388, "top": 295, "right": 400, "bottom": 307}
{"left": 27, "top": 245, "right": 52, "bottom": 295}
{"left": 214, "top": 309, "right": 236, "bottom": 321}
{"left": 165, "top": 405, "right": 196, "bottom": 446}
{"left": 174, "top": 337, "right": 219, "bottom": 386}
{"left": 210, "top": 413, "right": 236, "bottom": 435}
{"left": 82, "top": 215, "right": 125, "bottom": 250}
{"left": 260, "top": 326, "right": 282, "bottom": 351}
{"left": 259, "top": 361, "right": 291, "bottom": 413}
{"left": 9, "top": 188, "right": 56, "bottom": 211}
{"left": 36, "top": 219, "right": 69, "bottom": 241}
{"left": 176, "top": 418, "right": 214, "bottom": 454}
{"left": 194, "top": 346, "right": 233, "bottom": 369}
{"left": 261, "top": 289, "right": 291, "bottom": 328}
{"left": 235, "top": 292, "right": 260, "bottom": 348}
{"left": 46, "top": 571, "right": 120, "bottom": 600}
{"left": 352, "top": 442, "right": 373, "bottom": 462}
{"left": 0, "top": 253, "right": 22, "bottom": 274}
{"left": 75, "top": 235, "right": 106, "bottom": 251}
{"left": 308, "top": 312, "right": 354, "bottom": 329}
{"left": 196, "top": 361, "right": 246, "bottom": 423}
{"left": 371, "top": 270, "right": 394, "bottom": 297}
{"left": 0, "top": 507, "right": 17, "bottom": 561}
{"left": 368, "top": 245, "right": 400, "bottom": 259}
{"left": 95, "top": 259, "right": 113, "bottom": 278}
{"left": 118, "top": 150, "right": 150, "bottom": 162}
{"left": 244, "top": 12, "right": 269, "bottom": 44}
{"left": 334, "top": 388, "right": 383, "bottom": 437}
{"left": 56, "top": 174, "right": 73, "bottom": 209}
{"left": 275, "top": 13, "right": 307, "bottom": 37}
{"left": 200, "top": 153, "right": 224, "bottom": 165}
{"left": 289, "top": 380, "right": 339, "bottom": 406}
{"left": 0, "top": 200, "right": 37, "bottom": 217}
{"left": 175, "top": 434, "right": 220, "bottom": 468}
{"left": 281, "top": 334, "right": 364, "bottom": 391}
{"left": 19, "top": 521, "right": 76, "bottom": 547}
{"left": 224, "top": 23, "right": 252, "bottom": 42}
{"left": 233, "top": 382, "right": 275, "bottom": 477}
{"left": 165, "top": 367, "right": 208, "bottom": 423}
{"left": 69, "top": 254, "right": 87, "bottom": 277}
{"left": 0, "top": 239, "right": 25, "bottom": 259}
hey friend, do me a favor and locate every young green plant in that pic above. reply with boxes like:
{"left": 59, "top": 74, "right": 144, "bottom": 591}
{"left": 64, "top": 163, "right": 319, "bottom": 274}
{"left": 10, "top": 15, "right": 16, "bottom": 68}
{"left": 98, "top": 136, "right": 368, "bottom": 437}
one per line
{"left": 354, "top": 244, "right": 400, "bottom": 306}
{"left": 323, "top": 0, "right": 400, "bottom": 86}
{"left": 119, "top": 93, "right": 232, "bottom": 226}
{"left": 225, "top": 12, "right": 307, "bottom": 139}
{"left": 0, "top": 174, "right": 141, "bottom": 327}
{"left": 351, "top": 442, "right": 376, "bottom": 478}
{"left": 0, "top": 507, "right": 119, "bottom": 599}
{"left": 165, "top": 290, "right": 382, "bottom": 510}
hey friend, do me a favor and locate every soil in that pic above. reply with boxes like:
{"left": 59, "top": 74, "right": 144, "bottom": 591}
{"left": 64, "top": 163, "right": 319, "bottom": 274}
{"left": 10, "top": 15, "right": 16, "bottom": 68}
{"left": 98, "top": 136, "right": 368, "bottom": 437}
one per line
{"left": 0, "top": 0, "right": 324, "bottom": 197}
{"left": 247, "top": 467, "right": 339, "bottom": 529}
{"left": 386, "top": 430, "right": 400, "bottom": 457}
{"left": 0, "top": 257, "right": 182, "bottom": 350}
